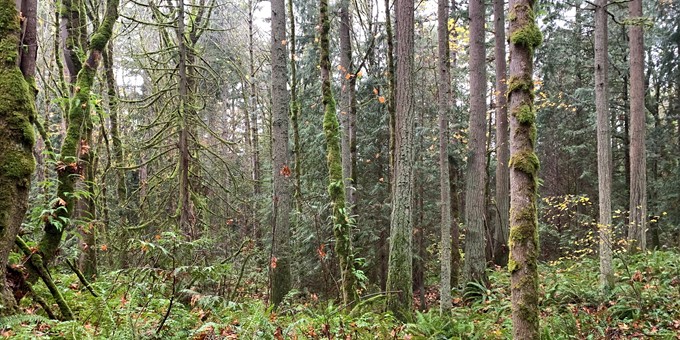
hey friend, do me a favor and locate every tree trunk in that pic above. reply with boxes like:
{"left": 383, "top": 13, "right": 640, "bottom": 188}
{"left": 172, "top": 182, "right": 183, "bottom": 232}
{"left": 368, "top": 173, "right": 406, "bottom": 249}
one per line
{"left": 386, "top": 0, "right": 415, "bottom": 321}
{"left": 288, "top": 0, "right": 303, "bottom": 214}
{"left": 437, "top": 0, "right": 452, "bottom": 311}
{"left": 385, "top": 0, "right": 396, "bottom": 193}
{"left": 0, "top": 0, "right": 37, "bottom": 315}
{"left": 320, "top": 0, "right": 357, "bottom": 305}
{"left": 38, "top": 0, "right": 119, "bottom": 268}
{"left": 627, "top": 0, "right": 646, "bottom": 252}
{"left": 493, "top": 0, "right": 510, "bottom": 267}
{"left": 464, "top": 0, "right": 487, "bottom": 285}
{"left": 595, "top": 0, "right": 613, "bottom": 290}
{"left": 339, "top": 0, "right": 357, "bottom": 210}
{"left": 249, "top": 0, "right": 263, "bottom": 240}
{"left": 270, "top": 0, "right": 292, "bottom": 307}
{"left": 507, "top": 0, "right": 542, "bottom": 338}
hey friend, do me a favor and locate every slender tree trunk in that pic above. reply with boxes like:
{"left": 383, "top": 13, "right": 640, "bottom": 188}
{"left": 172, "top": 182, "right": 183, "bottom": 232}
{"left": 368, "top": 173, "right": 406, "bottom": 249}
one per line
{"left": 320, "top": 0, "right": 357, "bottom": 305}
{"left": 493, "top": 0, "right": 510, "bottom": 267}
{"left": 507, "top": 0, "right": 542, "bottom": 337}
{"left": 437, "top": 0, "right": 452, "bottom": 311}
{"left": 627, "top": 0, "right": 646, "bottom": 252}
{"left": 339, "top": 0, "right": 357, "bottom": 209}
{"left": 288, "top": 0, "right": 303, "bottom": 214}
{"left": 385, "top": 0, "right": 396, "bottom": 193}
{"left": 449, "top": 155, "right": 461, "bottom": 288}
{"left": 386, "top": 0, "right": 415, "bottom": 321}
{"left": 270, "top": 0, "right": 292, "bottom": 307}
{"left": 595, "top": 0, "right": 613, "bottom": 290}
{"left": 0, "top": 0, "right": 37, "bottom": 315}
{"left": 249, "top": 0, "right": 262, "bottom": 239}
{"left": 464, "top": 0, "right": 487, "bottom": 285}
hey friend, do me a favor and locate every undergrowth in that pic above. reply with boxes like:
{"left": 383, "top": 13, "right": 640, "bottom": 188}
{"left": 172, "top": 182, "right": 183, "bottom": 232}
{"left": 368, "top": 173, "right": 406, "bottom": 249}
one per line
{"left": 2, "top": 251, "right": 680, "bottom": 339}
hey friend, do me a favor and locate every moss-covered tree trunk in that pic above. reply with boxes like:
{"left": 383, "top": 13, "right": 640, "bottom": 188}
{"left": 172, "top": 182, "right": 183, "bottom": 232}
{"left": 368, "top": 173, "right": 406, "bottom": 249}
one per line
{"left": 463, "top": 0, "right": 488, "bottom": 285}
{"left": 270, "top": 0, "right": 292, "bottom": 307}
{"left": 437, "top": 0, "right": 452, "bottom": 311}
{"left": 319, "top": 0, "right": 357, "bottom": 305}
{"left": 386, "top": 0, "right": 415, "bottom": 321}
{"left": 627, "top": 0, "right": 646, "bottom": 252}
{"left": 507, "top": 0, "right": 542, "bottom": 338}
{"left": 38, "top": 0, "right": 119, "bottom": 267}
{"left": 0, "top": 0, "right": 37, "bottom": 316}
{"left": 493, "top": 0, "right": 510, "bottom": 267}
{"left": 595, "top": 0, "right": 614, "bottom": 290}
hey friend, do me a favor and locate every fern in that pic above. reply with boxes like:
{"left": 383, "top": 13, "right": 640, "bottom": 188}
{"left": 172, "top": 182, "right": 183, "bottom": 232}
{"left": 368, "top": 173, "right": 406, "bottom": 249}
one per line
{"left": 0, "top": 313, "right": 50, "bottom": 328}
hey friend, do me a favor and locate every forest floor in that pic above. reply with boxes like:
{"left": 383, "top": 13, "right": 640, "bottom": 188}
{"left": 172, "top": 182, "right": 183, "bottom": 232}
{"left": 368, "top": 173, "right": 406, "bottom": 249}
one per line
{"left": 2, "top": 250, "right": 680, "bottom": 339}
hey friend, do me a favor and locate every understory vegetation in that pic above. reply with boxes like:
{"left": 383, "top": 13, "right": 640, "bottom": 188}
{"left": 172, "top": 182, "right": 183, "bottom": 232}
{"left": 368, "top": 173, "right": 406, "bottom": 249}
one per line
{"left": 3, "top": 249, "right": 679, "bottom": 339}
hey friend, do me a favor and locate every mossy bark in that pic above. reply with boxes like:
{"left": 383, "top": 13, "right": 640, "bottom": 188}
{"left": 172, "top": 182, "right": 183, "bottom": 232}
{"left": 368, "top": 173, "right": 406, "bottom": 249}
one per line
{"left": 386, "top": 0, "right": 415, "bottom": 321}
{"left": 270, "top": 0, "right": 292, "bottom": 307}
{"left": 507, "top": 0, "right": 541, "bottom": 338}
{"left": 0, "top": 0, "right": 37, "bottom": 316}
{"left": 319, "top": 0, "right": 357, "bottom": 305}
{"left": 38, "top": 0, "right": 119, "bottom": 267}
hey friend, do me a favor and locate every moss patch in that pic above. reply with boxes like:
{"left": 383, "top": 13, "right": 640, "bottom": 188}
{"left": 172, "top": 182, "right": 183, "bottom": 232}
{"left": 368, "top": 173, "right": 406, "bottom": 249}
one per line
{"left": 513, "top": 103, "right": 535, "bottom": 125}
{"left": 509, "top": 150, "right": 540, "bottom": 175}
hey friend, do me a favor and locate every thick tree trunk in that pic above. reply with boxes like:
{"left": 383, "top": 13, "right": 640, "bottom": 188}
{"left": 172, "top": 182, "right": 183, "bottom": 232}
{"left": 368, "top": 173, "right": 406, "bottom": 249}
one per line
{"left": 270, "top": 0, "right": 292, "bottom": 307}
{"left": 320, "top": 0, "right": 357, "bottom": 305}
{"left": 627, "top": 0, "right": 646, "bottom": 252}
{"left": 464, "top": 0, "right": 487, "bottom": 285}
{"left": 493, "top": 0, "right": 510, "bottom": 267}
{"left": 386, "top": 0, "right": 415, "bottom": 321}
{"left": 595, "top": 0, "right": 614, "bottom": 290}
{"left": 507, "top": 0, "right": 542, "bottom": 338}
{"left": 437, "top": 0, "right": 452, "bottom": 311}
{"left": 0, "top": 0, "right": 37, "bottom": 315}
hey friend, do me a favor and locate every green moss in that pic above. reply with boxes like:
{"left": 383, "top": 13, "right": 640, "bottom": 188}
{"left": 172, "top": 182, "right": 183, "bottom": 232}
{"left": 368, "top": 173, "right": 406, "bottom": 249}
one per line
{"left": 507, "top": 75, "right": 533, "bottom": 96}
{"left": 1, "top": 149, "right": 35, "bottom": 185}
{"left": 513, "top": 104, "right": 535, "bottom": 125}
{"left": 509, "top": 206, "right": 537, "bottom": 246}
{"left": 509, "top": 150, "right": 540, "bottom": 175}
{"left": 508, "top": 258, "right": 519, "bottom": 273}
{"left": 510, "top": 22, "right": 543, "bottom": 51}
{"left": 509, "top": 4, "right": 543, "bottom": 54}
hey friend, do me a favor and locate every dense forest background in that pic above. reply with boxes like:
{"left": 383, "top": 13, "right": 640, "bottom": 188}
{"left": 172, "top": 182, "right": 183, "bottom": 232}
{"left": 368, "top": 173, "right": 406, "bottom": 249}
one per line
{"left": 1, "top": 0, "right": 680, "bottom": 338}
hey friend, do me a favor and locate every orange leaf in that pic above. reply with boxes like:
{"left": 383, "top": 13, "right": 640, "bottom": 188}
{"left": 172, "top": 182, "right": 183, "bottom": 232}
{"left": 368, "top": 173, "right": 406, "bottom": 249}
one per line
{"left": 378, "top": 96, "right": 386, "bottom": 104}
{"left": 280, "top": 165, "right": 291, "bottom": 177}
{"left": 100, "top": 244, "right": 108, "bottom": 251}
{"left": 373, "top": 88, "right": 379, "bottom": 95}
{"left": 270, "top": 256, "right": 278, "bottom": 269}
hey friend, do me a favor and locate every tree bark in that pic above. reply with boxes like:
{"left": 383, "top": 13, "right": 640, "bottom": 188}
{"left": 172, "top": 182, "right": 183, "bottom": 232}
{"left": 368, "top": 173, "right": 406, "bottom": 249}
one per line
{"left": 0, "top": 0, "right": 37, "bottom": 315}
{"left": 270, "top": 0, "right": 292, "bottom": 307}
{"left": 37, "top": 0, "right": 119, "bottom": 268}
{"left": 320, "top": 0, "right": 357, "bottom": 305}
{"left": 339, "top": 0, "right": 357, "bottom": 209}
{"left": 463, "top": 0, "right": 487, "bottom": 285}
{"left": 507, "top": 0, "right": 542, "bottom": 338}
{"left": 437, "top": 0, "right": 452, "bottom": 311}
{"left": 493, "top": 0, "right": 510, "bottom": 267}
{"left": 627, "top": 0, "right": 646, "bottom": 252}
{"left": 386, "top": 0, "right": 415, "bottom": 321}
{"left": 595, "top": 0, "right": 613, "bottom": 290}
